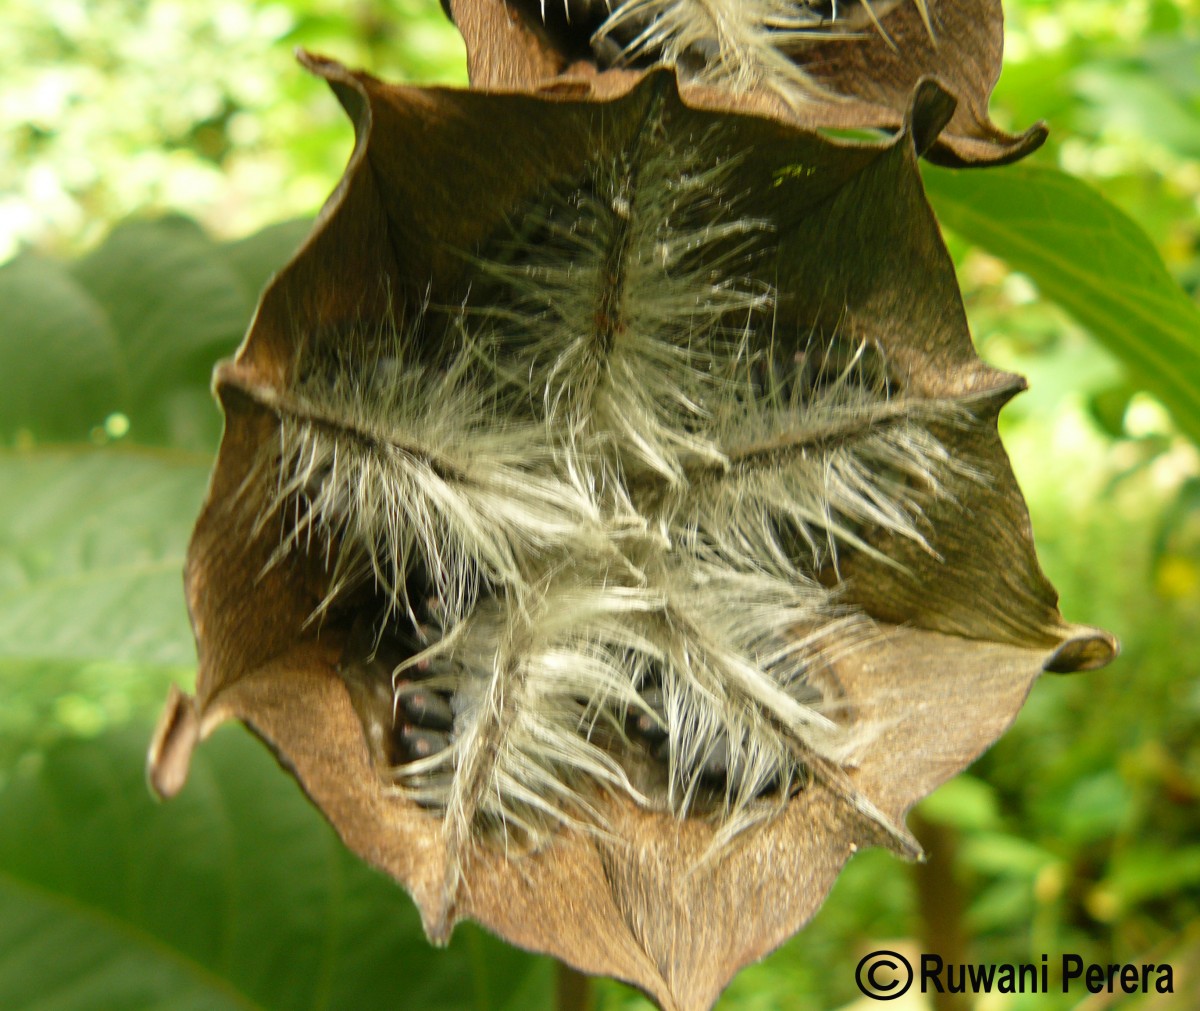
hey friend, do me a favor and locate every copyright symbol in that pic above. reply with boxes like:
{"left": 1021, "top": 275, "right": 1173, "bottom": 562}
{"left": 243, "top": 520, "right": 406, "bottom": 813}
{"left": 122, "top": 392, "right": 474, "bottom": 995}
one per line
{"left": 855, "top": 950, "right": 914, "bottom": 1000}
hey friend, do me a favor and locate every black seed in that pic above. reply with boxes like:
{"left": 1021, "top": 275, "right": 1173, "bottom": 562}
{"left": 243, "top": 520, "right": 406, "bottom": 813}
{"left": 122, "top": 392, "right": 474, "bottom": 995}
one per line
{"left": 397, "top": 726, "right": 452, "bottom": 762}
{"left": 699, "top": 735, "right": 730, "bottom": 783}
{"left": 630, "top": 709, "right": 667, "bottom": 744}
{"left": 399, "top": 688, "right": 455, "bottom": 731}
{"left": 628, "top": 686, "right": 668, "bottom": 747}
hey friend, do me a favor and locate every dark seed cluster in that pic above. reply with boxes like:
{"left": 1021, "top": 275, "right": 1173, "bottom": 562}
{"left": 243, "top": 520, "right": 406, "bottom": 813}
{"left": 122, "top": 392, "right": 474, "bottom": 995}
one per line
{"left": 337, "top": 587, "right": 459, "bottom": 773}
{"left": 338, "top": 594, "right": 817, "bottom": 810}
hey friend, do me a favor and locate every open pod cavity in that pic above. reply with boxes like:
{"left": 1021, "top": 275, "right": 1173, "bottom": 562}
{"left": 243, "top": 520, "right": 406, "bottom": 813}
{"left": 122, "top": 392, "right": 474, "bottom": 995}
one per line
{"left": 149, "top": 63, "right": 1114, "bottom": 1011}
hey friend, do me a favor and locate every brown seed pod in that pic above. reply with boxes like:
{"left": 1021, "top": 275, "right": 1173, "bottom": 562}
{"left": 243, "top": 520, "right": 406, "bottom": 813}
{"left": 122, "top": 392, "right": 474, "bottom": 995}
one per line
{"left": 148, "top": 62, "right": 1114, "bottom": 1011}
{"left": 441, "top": 0, "right": 1046, "bottom": 166}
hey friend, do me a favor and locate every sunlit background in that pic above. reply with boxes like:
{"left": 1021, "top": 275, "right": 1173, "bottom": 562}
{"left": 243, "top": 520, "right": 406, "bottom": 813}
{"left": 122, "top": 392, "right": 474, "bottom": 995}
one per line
{"left": 2, "top": 1, "right": 1199, "bottom": 1008}
{"left": 1, "top": 0, "right": 466, "bottom": 260}
{"left": 4, "top": 1, "right": 1198, "bottom": 259}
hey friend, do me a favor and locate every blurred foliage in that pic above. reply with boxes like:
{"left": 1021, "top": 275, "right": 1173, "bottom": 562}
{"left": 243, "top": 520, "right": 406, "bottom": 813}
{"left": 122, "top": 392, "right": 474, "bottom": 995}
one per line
{"left": 0, "top": 725, "right": 553, "bottom": 1009}
{"left": 925, "top": 164, "right": 1200, "bottom": 443}
{"left": 0, "top": 0, "right": 466, "bottom": 260}
{"left": 1, "top": 0, "right": 1199, "bottom": 1009}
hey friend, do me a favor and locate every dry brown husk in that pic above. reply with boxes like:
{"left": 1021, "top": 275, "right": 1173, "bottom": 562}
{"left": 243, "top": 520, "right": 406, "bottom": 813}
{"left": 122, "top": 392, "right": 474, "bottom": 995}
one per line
{"left": 149, "top": 61, "right": 1114, "bottom": 1011}
{"left": 443, "top": 0, "right": 1046, "bottom": 166}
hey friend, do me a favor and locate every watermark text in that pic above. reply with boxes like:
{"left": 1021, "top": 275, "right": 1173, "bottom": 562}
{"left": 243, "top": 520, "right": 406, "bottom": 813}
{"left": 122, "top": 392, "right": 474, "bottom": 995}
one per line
{"left": 855, "top": 951, "right": 1174, "bottom": 1000}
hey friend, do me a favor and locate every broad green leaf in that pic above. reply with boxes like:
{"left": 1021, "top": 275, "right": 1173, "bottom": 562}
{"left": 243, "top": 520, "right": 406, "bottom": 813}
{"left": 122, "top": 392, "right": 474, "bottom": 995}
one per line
{"left": 0, "top": 659, "right": 184, "bottom": 783}
{"left": 0, "top": 725, "right": 551, "bottom": 1010}
{"left": 917, "top": 775, "right": 1002, "bottom": 832}
{"left": 0, "top": 255, "right": 125, "bottom": 441}
{"left": 0, "top": 448, "right": 209, "bottom": 669}
{"left": 1087, "top": 382, "right": 1137, "bottom": 438}
{"left": 68, "top": 217, "right": 254, "bottom": 443}
{"left": 960, "top": 833, "right": 1056, "bottom": 877}
{"left": 0, "top": 216, "right": 277, "bottom": 448}
{"left": 1142, "top": 37, "right": 1200, "bottom": 103}
{"left": 924, "top": 164, "right": 1200, "bottom": 444}
{"left": 1073, "top": 63, "right": 1200, "bottom": 159}
{"left": 220, "top": 219, "right": 313, "bottom": 300}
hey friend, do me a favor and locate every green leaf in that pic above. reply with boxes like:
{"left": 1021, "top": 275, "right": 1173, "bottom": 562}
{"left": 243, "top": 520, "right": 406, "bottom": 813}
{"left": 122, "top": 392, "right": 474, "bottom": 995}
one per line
{"left": 1153, "top": 473, "right": 1200, "bottom": 547}
{"left": 0, "top": 217, "right": 270, "bottom": 448}
{"left": 917, "top": 775, "right": 1002, "bottom": 832}
{"left": 0, "top": 448, "right": 209, "bottom": 669}
{"left": 1087, "top": 382, "right": 1137, "bottom": 438}
{"left": 0, "top": 725, "right": 551, "bottom": 1010}
{"left": 1073, "top": 62, "right": 1200, "bottom": 159}
{"left": 960, "top": 833, "right": 1056, "bottom": 877}
{"left": 68, "top": 217, "right": 254, "bottom": 443}
{"left": 1058, "top": 771, "right": 1134, "bottom": 845}
{"left": 967, "top": 879, "right": 1035, "bottom": 936}
{"left": 0, "top": 659, "right": 183, "bottom": 782}
{"left": 0, "top": 255, "right": 125, "bottom": 441}
{"left": 1105, "top": 844, "right": 1200, "bottom": 908}
{"left": 924, "top": 164, "right": 1200, "bottom": 444}
{"left": 220, "top": 219, "right": 313, "bottom": 299}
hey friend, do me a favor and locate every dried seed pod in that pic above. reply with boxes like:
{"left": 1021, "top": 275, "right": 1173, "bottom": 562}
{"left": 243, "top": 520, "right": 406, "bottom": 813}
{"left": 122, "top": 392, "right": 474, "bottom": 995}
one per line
{"left": 443, "top": 0, "right": 1046, "bottom": 165}
{"left": 148, "top": 64, "right": 1114, "bottom": 1011}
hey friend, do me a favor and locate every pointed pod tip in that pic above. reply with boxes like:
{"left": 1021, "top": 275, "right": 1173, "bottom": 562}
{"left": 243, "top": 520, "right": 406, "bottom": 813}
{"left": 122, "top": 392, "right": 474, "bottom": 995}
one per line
{"left": 294, "top": 48, "right": 347, "bottom": 79}
{"left": 147, "top": 684, "right": 201, "bottom": 800}
{"left": 290, "top": 50, "right": 371, "bottom": 150}
{"left": 1011, "top": 121, "right": 1050, "bottom": 162}
{"left": 924, "top": 119, "right": 1049, "bottom": 168}
{"left": 422, "top": 909, "right": 457, "bottom": 948}
{"left": 888, "top": 827, "right": 925, "bottom": 863}
{"left": 1044, "top": 627, "right": 1120, "bottom": 674}
{"left": 294, "top": 49, "right": 368, "bottom": 110}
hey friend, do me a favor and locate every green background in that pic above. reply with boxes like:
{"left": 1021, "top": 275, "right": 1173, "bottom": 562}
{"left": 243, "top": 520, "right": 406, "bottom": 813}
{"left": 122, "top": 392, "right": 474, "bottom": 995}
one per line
{"left": 2, "top": 1, "right": 1198, "bottom": 1007}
